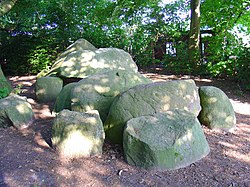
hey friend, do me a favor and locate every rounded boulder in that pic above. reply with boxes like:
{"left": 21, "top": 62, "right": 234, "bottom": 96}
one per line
{"left": 123, "top": 110, "right": 210, "bottom": 170}
{"left": 35, "top": 76, "right": 63, "bottom": 102}
{"left": 198, "top": 86, "right": 236, "bottom": 131}
{"left": 71, "top": 70, "right": 152, "bottom": 122}
{"left": 0, "top": 94, "right": 34, "bottom": 129}
{"left": 104, "top": 80, "right": 201, "bottom": 144}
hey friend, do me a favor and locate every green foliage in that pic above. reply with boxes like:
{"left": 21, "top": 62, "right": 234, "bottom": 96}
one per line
{"left": 163, "top": 42, "right": 191, "bottom": 74}
{"left": 11, "top": 84, "right": 23, "bottom": 94}
{"left": 0, "top": 0, "right": 249, "bottom": 90}
{"left": 27, "top": 47, "right": 56, "bottom": 74}
{"left": 0, "top": 78, "right": 10, "bottom": 99}
{"left": 236, "top": 47, "right": 250, "bottom": 90}
{"left": 0, "top": 87, "right": 9, "bottom": 99}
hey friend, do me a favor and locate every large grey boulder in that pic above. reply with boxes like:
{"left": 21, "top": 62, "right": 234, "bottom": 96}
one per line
{"left": 123, "top": 110, "right": 210, "bottom": 170}
{"left": 46, "top": 47, "right": 138, "bottom": 79}
{"left": 38, "top": 39, "right": 98, "bottom": 78}
{"left": 35, "top": 76, "right": 63, "bottom": 102}
{"left": 53, "top": 82, "right": 77, "bottom": 113}
{"left": 71, "top": 70, "right": 152, "bottom": 122}
{"left": 0, "top": 94, "right": 34, "bottom": 129}
{"left": 198, "top": 86, "right": 236, "bottom": 131}
{"left": 104, "top": 80, "right": 201, "bottom": 144}
{"left": 52, "top": 110, "right": 105, "bottom": 158}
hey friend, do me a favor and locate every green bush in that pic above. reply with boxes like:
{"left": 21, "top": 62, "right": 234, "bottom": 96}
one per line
{"left": 0, "top": 87, "right": 9, "bottom": 99}
{"left": 27, "top": 47, "right": 56, "bottom": 74}
{"left": 0, "top": 78, "right": 11, "bottom": 99}
{"left": 236, "top": 47, "right": 250, "bottom": 90}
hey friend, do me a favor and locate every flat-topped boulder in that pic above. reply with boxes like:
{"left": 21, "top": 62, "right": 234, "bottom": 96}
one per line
{"left": 104, "top": 79, "right": 201, "bottom": 144}
{"left": 71, "top": 70, "right": 152, "bottom": 121}
{"left": 52, "top": 110, "right": 105, "bottom": 158}
{"left": 123, "top": 110, "right": 210, "bottom": 170}
{"left": 198, "top": 86, "right": 236, "bottom": 131}
{"left": 0, "top": 94, "right": 34, "bottom": 129}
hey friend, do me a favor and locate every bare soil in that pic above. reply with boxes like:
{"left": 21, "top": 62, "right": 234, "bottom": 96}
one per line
{"left": 0, "top": 71, "right": 249, "bottom": 187}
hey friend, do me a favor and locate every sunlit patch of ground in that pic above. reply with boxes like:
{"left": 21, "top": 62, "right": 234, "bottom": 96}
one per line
{"left": 230, "top": 99, "right": 250, "bottom": 115}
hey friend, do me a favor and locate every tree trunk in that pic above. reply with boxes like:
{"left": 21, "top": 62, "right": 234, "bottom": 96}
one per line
{"left": 188, "top": 0, "right": 201, "bottom": 73}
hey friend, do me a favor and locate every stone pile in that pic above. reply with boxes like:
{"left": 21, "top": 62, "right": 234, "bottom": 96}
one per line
{"left": 33, "top": 39, "right": 236, "bottom": 169}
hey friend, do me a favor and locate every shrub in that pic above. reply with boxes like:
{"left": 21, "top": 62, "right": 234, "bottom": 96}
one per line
{"left": 27, "top": 47, "right": 56, "bottom": 74}
{"left": 0, "top": 87, "right": 9, "bottom": 99}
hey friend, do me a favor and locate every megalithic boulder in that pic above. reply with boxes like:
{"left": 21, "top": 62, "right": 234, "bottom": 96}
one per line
{"left": 104, "top": 80, "right": 201, "bottom": 144}
{"left": 123, "top": 110, "right": 210, "bottom": 170}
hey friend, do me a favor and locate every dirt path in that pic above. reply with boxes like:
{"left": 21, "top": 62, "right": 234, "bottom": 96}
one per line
{"left": 0, "top": 73, "right": 249, "bottom": 187}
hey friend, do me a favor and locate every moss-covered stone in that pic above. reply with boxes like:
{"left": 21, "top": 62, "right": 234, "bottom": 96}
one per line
{"left": 53, "top": 82, "right": 77, "bottom": 113}
{"left": 35, "top": 76, "right": 63, "bottom": 102}
{"left": 104, "top": 80, "right": 201, "bottom": 144}
{"left": 123, "top": 110, "right": 210, "bottom": 170}
{"left": 0, "top": 94, "right": 34, "bottom": 129}
{"left": 198, "top": 86, "right": 236, "bottom": 131}
{"left": 52, "top": 110, "right": 105, "bottom": 158}
{"left": 71, "top": 70, "right": 152, "bottom": 122}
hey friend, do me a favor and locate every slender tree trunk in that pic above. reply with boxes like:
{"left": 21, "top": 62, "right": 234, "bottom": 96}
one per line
{"left": 188, "top": 0, "right": 201, "bottom": 73}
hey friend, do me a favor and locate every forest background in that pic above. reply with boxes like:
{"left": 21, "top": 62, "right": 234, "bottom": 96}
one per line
{"left": 0, "top": 0, "right": 249, "bottom": 89}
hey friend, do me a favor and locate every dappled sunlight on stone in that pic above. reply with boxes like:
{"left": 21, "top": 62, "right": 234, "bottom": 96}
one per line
{"left": 178, "top": 82, "right": 187, "bottom": 91}
{"left": 52, "top": 110, "right": 104, "bottom": 159}
{"left": 90, "top": 59, "right": 108, "bottom": 69}
{"left": 46, "top": 46, "right": 139, "bottom": 79}
{"left": 184, "top": 130, "right": 193, "bottom": 141}
{"left": 60, "top": 130, "right": 95, "bottom": 158}
{"left": 80, "top": 50, "right": 95, "bottom": 60}
{"left": 94, "top": 85, "right": 111, "bottom": 93}
{"left": 208, "top": 97, "right": 217, "bottom": 103}
{"left": 105, "top": 80, "right": 201, "bottom": 144}
{"left": 85, "top": 116, "right": 98, "bottom": 125}
{"left": 70, "top": 70, "right": 151, "bottom": 122}
{"left": 124, "top": 110, "right": 209, "bottom": 170}
{"left": 15, "top": 103, "right": 30, "bottom": 114}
